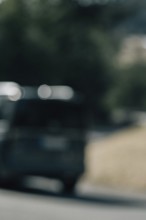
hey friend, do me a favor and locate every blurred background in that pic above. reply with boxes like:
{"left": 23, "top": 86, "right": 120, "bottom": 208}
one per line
{"left": 0, "top": 0, "right": 146, "bottom": 207}
{"left": 0, "top": 0, "right": 146, "bottom": 125}
{"left": 1, "top": 1, "right": 146, "bottom": 220}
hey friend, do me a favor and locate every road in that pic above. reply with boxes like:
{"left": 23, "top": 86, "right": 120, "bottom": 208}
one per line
{"left": 0, "top": 178, "right": 146, "bottom": 220}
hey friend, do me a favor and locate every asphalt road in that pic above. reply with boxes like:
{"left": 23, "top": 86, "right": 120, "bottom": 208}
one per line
{"left": 0, "top": 178, "right": 146, "bottom": 220}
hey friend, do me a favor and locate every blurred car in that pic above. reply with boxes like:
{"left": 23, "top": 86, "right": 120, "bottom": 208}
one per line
{"left": 0, "top": 85, "right": 88, "bottom": 193}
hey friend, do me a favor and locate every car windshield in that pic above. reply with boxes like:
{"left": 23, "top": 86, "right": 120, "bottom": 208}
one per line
{"left": 9, "top": 99, "right": 86, "bottom": 129}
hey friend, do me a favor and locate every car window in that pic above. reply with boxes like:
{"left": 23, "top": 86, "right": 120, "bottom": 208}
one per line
{"left": 10, "top": 99, "right": 86, "bottom": 129}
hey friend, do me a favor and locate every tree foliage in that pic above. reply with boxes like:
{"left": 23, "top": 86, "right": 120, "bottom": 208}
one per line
{"left": 0, "top": 0, "right": 115, "bottom": 118}
{"left": 0, "top": 0, "right": 145, "bottom": 123}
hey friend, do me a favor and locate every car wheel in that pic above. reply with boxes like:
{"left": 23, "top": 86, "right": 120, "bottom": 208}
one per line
{"left": 0, "top": 175, "right": 23, "bottom": 188}
{"left": 62, "top": 178, "right": 77, "bottom": 194}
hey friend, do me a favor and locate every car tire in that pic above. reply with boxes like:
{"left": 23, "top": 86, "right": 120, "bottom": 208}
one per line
{"left": 62, "top": 178, "right": 78, "bottom": 194}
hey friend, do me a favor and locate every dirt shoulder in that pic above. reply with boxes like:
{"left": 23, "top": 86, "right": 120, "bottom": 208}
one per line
{"left": 84, "top": 126, "right": 146, "bottom": 192}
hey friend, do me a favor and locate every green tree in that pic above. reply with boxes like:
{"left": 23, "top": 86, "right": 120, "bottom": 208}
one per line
{"left": 0, "top": 0, "right": 118, "bottom": 123}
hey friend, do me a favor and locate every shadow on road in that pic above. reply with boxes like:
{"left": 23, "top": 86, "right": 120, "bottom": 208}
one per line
{"left": 0, "top": 181, "right": 146, "bottom": 209}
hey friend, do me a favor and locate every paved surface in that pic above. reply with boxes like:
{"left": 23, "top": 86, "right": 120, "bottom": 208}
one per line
{"left": 0, "top": 178, "right": 146, "bottom": 220}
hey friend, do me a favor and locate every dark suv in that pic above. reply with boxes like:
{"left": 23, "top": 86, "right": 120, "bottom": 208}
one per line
{"left": 0, "top": 87, "right": 87, "bottom": 193}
